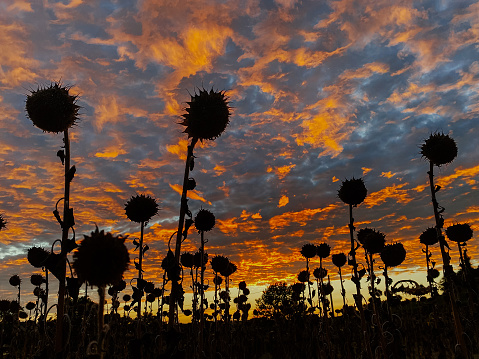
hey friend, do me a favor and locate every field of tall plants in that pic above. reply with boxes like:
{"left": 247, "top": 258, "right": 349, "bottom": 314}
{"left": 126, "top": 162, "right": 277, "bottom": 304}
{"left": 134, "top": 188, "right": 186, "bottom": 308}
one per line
{"left": 0, "top": 83, "right": 478, "bottom": 359}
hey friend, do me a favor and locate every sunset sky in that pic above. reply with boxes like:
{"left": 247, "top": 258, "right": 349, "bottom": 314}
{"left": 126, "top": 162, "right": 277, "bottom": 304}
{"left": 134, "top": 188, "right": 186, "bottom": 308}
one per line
{"left": 0, "top": 0, "right": 478, "bottom": 311}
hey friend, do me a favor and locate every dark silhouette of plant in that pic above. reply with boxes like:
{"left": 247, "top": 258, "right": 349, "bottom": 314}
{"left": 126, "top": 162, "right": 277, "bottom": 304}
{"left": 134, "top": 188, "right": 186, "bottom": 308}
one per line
{"left": 0, "top": 214, "right": 7, "bottom": 231}
{"left": 26, "top": 81, "right": 80, "bottom": 357}
{"left": 72, "top": 226, "right": 130, "bottom": 357}
{"left": 125, "top": 194, "right": 158, "bottom": 321}
{"left": 9, "top": 275, "right": 21, "bottom": 310}
{"left": 338, "top": 177, "right": 373, "bottom": 358}
{"left": 380, "top": 242, "right": 406, "bottom": 302}
{"left": 331, "top": 252, "right": 347, "bottom": 309}
{"left": 420, "top": 227, "right": 439, "bottom": 296}
{"left": 420, "top": 132, "right": 469, "bottom": 358}
{"left": 445, "top": 223, "right": 473, "bottom": 275}
{"left": 169, "top": 88, "right": 231, "bottom": 328}
{"left": 211, "top": 255, "right": 229, "bottom": 327}
{"left": 255, "top": 282, "right": 305, "bottom": 319}
{"left": 316, "top": 242, "right": 331, "bottom": 317}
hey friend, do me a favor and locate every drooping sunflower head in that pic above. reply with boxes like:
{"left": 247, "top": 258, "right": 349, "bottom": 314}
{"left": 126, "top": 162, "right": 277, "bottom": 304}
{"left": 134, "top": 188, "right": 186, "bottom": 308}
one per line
{"left": 380, "top": 242, "right": 406, "bottom": 268}
{"left": 180, "top": 252, "right": 195, "bottom": 269}
{"left": 358, "top": 228, "right": 386, "bottom": 255}
{"left": 27, "top": 247, "right": 50, "bottom": 268}
{"left": 125, "top": 194, "right": 159, "bottom": 224}
{"left": 194, "top": 209, "right": 216, "bottom": 232}
{"left": 313, "top": 267, "right": 327, "bottom": 279}
{"left": 72, "top": 226, "right": 130, "bottom": 287}
{"left": 220, "top": 261, "right": 237, "bottom": 278}
{"left": 445, "top": 223, "right": 473, "bottom": 243}
{"left": 180, "top": 88, "right": 231, "bottom": 141}
{"left": 419, "top": 227, "right": 439, "bottom": 246}
{"left": 211, "top": 255, "right": 230, "bottom": 273}
{"left": 297, "top": 270, "right": 310, "bottom": 283}
{"left": 25, "top": 82, "right": 80, "bottom": 133}
{"left": 420, "top": 132, "right": 458, "bottom": 166}
{"left": 338, "top": 177, "right": 368, "bottom": 206}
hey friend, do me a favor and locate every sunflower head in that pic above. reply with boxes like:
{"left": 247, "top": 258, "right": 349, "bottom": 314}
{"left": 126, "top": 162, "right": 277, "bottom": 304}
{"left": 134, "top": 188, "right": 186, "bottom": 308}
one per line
{"left": 194, "top": 209, "right": 216, "bottom": 232}
{"left": 419, "top": 227, "right": 439, "bottom": 246}
{"left": 331, "top": 253, "right": 347, "bottom": 268}
{"left": 125, "top": 194, "right": 159, "bottom": 223}
{"left": 180, "top": 88, "right": 231, "bottom": 141}
{"left": 380, "top": 243, "right": 406, "bottom": 267}
{"left": 27, "top": 247, "right": 50, "bottom": 268}
{"left": 300, "top": 243, "right": 317, "bottom": 259}
{"left": 358, "top": 228, "right": 386, "bottom": 254}
{"left": 9, "top": 275, "right": 21, "bottom": 287}
{"left": 220, "top": 261, "right": 237, "bottom": 278}
{"left": 72, "top": 227, "right": 130, "bottom": 287}
{"left": 316, "top": 243, "right": 331, "bottom": 259}
{"left": 30, "top": 274, "right": 44, "bottom": 286}
{"left": 297, "top": 270, "right": 310, "bottom": 283}
{"left": 338, "top": 177, "right": 367, "bottom": 206}
{"left": 445, "top": 223, "right": 473, "bottom": 243}
{"left": 26, "top": 82, "right": 80, "bottom": 133}
{"left": 211, "top": 255, "right": 230, "bottom": 273}
{"left": 313, "top": 267, "right": 327, "bottom": 279}
{"left": 420, "top": 132, "right": 458, "bottom": 166}
{"left": 180, "top": 252, "right": 195, "bottom": 269}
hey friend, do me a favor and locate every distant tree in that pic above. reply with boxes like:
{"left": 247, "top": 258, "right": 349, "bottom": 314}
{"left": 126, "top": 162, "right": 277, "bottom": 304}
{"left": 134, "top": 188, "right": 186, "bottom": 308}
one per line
{"left": 255, "top": 282, "right": 305, "bottom": 318}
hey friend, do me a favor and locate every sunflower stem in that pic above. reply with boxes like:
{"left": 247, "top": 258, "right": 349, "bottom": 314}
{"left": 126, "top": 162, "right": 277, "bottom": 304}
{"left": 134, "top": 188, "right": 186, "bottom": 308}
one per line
{"left": 55, "top": 129, "right": 71, "bottom": 358}
{"left": 169, "top": 137, "right": 198, "bottom": 329}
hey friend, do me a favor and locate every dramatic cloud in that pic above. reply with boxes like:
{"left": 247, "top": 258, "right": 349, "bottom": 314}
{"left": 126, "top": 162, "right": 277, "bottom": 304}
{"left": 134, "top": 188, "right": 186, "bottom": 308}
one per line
{"left": 0, "top": 0, "right": 478, "bottom": 309}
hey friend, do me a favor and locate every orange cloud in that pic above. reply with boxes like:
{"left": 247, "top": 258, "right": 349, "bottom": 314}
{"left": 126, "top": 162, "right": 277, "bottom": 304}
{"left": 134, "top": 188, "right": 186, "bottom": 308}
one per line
{"left": 169, "top": 183, "right": 211, "bottom": 204}
{"left": 364, "top": 183, "right": 413, "bottom": 208}
{"left": 278, "top": 195, "right": 289, "bottom": 208}
{"left": 269, "top": 204, "right": 338, "bottom": 230}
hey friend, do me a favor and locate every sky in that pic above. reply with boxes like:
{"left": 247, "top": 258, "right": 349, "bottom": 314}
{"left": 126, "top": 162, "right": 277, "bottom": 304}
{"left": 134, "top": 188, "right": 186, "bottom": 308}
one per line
{"left": 0, "top": 0, "right": 478, "bottom": 312}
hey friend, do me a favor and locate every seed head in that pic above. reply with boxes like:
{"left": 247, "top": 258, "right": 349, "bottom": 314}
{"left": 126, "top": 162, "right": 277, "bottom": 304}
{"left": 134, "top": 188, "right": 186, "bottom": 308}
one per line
{"left": 300, "top": 243, "right": 317, "bottom": 259}
{"left": 316, "top": 243, "right": 331, "bottom": 259}
{"left": 180, "top": 88, "right": 231, "bottom": 141}
{"left": 338, "top": 177, "right": 367, "bottom": 206}
{"left": 420, "top": 132, "right": 457, "bottom": 166}
{"left": 358, "top": 228, "right": 386, "bottom": 255}
{"left": 419, "top": 227, "right": 439, "bottom": 246}
{"left": 194, "top": 209, "right": 216, "bottom": 232}
{"left": 72, "top": 226, "right": 130, "bottom": 287}
{"left": 26, "top": 82, "right": 80, "bottom": 133}
{"left": 445, "top": 223, "right": 473, "bottom": 243}
{"left": 380, "top": 243, "right": 406, "bottom": 267}
{"left": 331, "top": 253, "right": 347, "bottom": 268}
{"left": 125, "top": 194, "right": 159, "bottom": 224}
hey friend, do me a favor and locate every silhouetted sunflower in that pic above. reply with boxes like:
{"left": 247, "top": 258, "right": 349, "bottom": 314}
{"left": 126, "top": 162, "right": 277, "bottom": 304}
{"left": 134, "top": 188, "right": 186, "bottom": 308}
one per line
{"left": 194, "top": 209, "right": 216, "bottom": 232}
{"left": 211, "top": 255, "right": 230, "bottom": 273}
{"left": 180, "top": 88, "right": 231, "bottom": 141}
{"left": 380, "top": 243, "right": 406, "bottom": 267}
{"left": 220, "top": 261, "right": 237, "bottom": 277}
{"left": 9, "top": 275, "right": 20, "bottom": 287}
{"left": 298, "top": 270, "right": 310, "bottom": 283}
{"left": 445, "top": 223, "right": 473, "bottom": 243}
{"left": 72, "top": 227, "right": 130, "bottom": 287}
{"left": 193, "top": 250, "right": 208, "bottom": 268}
{"left": 180, "top": 252, "right": 195, "bottom": 269}
{"left": 420, "top": 227, "right": 439, "bottom": 246}
{"left": 316, "top": 243, "right": 331, "bottom": 259}
{"left": 321, "top": 283, "right": 334, "bottom": 296}
{"left": 30, "top": 274, "right": 44, "bottom": 286}
{"left": 313, "top": 267, "right": 327, "bottom": 279}
{"left": 428, "top": 268, "right": 440, "bottom": 279}
{"left": 25, "top": 82, "right": 80, "bottom": 133}
{"left": 357, "top": 228, "right": 386, "bottom": 254}
{"left": 125, "top": 194, "right": 159, "bottom": 223}
{"left": 331, "top": 253, "right": 347, "bottom": 268}
{"left": 338, "top": 177, "right": 367, "bottom": 206}
{"left": 301, "top": 243, "right": 317, "bottom": 259}
{"left": 420, "top": 132, "right": 457, "bottom": 166}
{"left": 27, "top": 247, "right": 50, "bottom": 268}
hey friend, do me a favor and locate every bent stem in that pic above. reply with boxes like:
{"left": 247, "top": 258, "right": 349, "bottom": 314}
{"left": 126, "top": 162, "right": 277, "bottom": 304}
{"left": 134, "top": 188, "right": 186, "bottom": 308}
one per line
{"left": 169, "top": 137, "right": 198, "bottom": 328}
